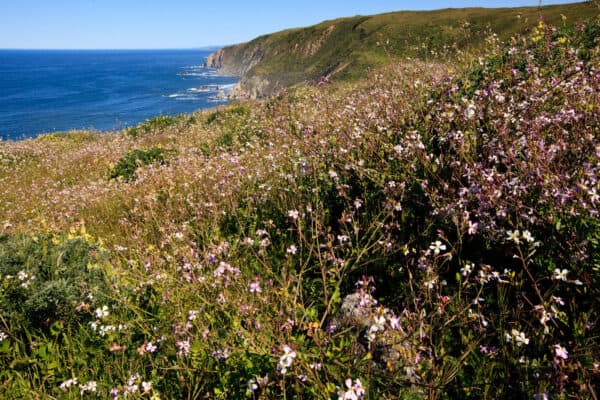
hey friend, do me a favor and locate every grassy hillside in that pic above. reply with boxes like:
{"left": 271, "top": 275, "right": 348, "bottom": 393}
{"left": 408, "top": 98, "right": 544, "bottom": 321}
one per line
{"left": 206, "top": 2, "right": 597, "bottom": 97}
{"left": 0, "top": 16, "right": 599, "bottom": 399}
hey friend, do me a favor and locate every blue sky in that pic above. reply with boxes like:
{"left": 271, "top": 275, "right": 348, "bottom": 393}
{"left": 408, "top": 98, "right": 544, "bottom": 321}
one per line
{"left": 0, "top": 0, "right": 581, "bottom": 49}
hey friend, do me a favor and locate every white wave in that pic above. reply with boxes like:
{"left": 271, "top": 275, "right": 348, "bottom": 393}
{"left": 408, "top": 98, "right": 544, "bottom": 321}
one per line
{"left": 175, "top": 96, "right": 200, "bottom": 101}
{"left": 181, "top": 65, "right": 205, "bottom": 70}
{"left": 187, "top": 86, "right": 212, "bottom": 93}
{"left": 207, "top": 96, "right": 228, "bottom": 103}
{"left": 219, "top": 83, "right": 237, "bottom": 92}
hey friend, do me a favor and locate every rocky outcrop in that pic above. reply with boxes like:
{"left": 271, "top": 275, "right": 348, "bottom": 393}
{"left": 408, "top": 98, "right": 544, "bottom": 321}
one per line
{"left": 202, "top": 23, "right": 344, "bottom": 99}
{"left": 204, "top": 45, "right": 265, "bottom": 77}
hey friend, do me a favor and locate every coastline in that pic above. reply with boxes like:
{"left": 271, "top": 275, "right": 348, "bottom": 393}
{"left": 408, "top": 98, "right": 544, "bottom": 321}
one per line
{"left": 0, "top": 49, "right": 239, "bottom": 141}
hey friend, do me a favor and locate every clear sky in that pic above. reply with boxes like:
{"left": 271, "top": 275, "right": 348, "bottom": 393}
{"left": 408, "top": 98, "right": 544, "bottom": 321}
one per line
{"left": 0, "top": 0, "right": 582, "bottom": 49}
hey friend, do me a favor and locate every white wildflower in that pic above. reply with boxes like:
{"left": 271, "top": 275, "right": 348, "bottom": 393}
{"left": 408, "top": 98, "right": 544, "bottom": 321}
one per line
{"left": 429, "top": 240, "right": 446, "bottom": 255}
{"left": 554, "top": 344, "right": 568, "bottom": 360}
{"left": 461, "top": 263, "right": 474, "bottom": 276}
{"left": 59, "top": 378, "right": 78, "bottom": 390}
{"left": 506, "top": 230, "right": 520, "bottom": 244}
{"left": 79, "top": 380, "right": 97, "bottom": 394}
{"left": 95, "top": 305, "right": 109, "bottom": 319}
{"left": 553, "top": 268, "right": 569, "bottom": 281}
{"left": 277, "top": 345, "right": 297, "bottom": 374}
{"left": 522, "top": 230, "right": 535, "bottom": 243}
{"left": 511, "top": 329, "right": 529, "bottom": 346}
{"left": 338, "top": 378, "right": 365, "bottom": 400}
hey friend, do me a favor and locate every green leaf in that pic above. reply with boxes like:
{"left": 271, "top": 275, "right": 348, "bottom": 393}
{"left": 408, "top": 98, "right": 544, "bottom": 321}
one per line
{"left": 0, "top": 339, "right": 10, "bottom": 353}
{"left": 50, "top": 321, "right": 63, "bottom": 336}
{"left": 35, "top": 344, "right": 48, "bottom": 360}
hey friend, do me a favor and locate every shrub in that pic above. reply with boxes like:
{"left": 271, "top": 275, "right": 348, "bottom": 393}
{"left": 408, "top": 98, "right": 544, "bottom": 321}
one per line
{"left": 108, "top": 147, "right": 175, "bottom": 181}
{"left": 0, "top": 232, "right": 110, "bottom": 333}
{"left": 126, "top": 114, "right": 183, "bottom": 137}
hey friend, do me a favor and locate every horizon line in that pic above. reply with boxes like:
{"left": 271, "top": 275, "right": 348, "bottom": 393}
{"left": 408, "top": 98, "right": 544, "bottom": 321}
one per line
{"left": 0, "top": 46, "right": 226, "bottom": 51}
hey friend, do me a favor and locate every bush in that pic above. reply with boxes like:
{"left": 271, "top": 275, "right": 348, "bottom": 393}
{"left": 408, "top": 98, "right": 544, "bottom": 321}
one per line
{"left": 126, "top": 114, "right": 183, "bottom": 138}
{"left": 0, "top": 232, "right": 110, "bottom": 333}
{"left": 108, "top": 147, "right": 175, "bottom": 181}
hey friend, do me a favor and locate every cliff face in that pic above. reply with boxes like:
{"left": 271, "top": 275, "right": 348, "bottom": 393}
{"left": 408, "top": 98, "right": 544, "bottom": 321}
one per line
{"left": 204, "top": 2, "right": 595, "bottom": 99}
{"left": 204, "top": 46, "right": 265, "bottom": 77}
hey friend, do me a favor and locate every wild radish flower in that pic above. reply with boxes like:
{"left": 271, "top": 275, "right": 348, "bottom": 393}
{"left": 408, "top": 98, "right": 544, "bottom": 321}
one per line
{"left": 248, "top": 279, "right": 262, "bottom": 293}
{"left": 553, "top": 268, "right": 569, "bottom": 281}
{"left": 99, "top": 324, "right": 116, "bottom": 337}
{"left": 506, "top": 230, "right": 521, "bottom": 244}
{"left": 277, "top": 345, "right": 297, "bottom": 374}
{"left": 109, "top": 387, "right": 120, "bottom": 399}
{"left": 393, "top": 144, "right": 404, "bottom": 156}
{"left": 59, "top": 378, "right": 78, "bottom": 390}
{"left": 0, "top": 331, "right": 7, "bottom": 342}
{"left": 389, "top": 315, "right": 401, "bottom": 330}
{"left": 367, "top": 315, "right": 386, "bottom": 342}
{"left": 337, "top": 235, "right": 350, "bottom": 244}
{"left": 461, "top": 263, "right": 474, "bottom": 276}
{"left": 176, "top": 338, "right": 190, "bottom": 357}
{"left": 79, "top": 381, "right": 97, "bottom": 394}
{"left": 467, "top": 220, "right": 478, "bottom": 235}
{"left": 509, "top": 329, "right": 529, "bottom": 346}
{"left": 338, "top": 378, "right": 365, "bottom": 400}
{"left": 16, "top": 270, "right": 35, "bottom": 288}
{"left": 522, "top": 230, "right": 535, "bottom": 243}
{"left": 255, "top": 229, "right": 268, "bottom": 237}
{"left": 145, "top": 341, "right": 157, "bottom": 353}
{"left": 480, "top": 345, "right": 499, "bottom": 356}
{"left": 424, "top": 276, "right": 438, "bottom": 289}
{"left": 429, "top": 240, "right": 446, "bottom": 255}
{"left": 141, "top": 381, "right": 153, "bottom": 394}
{"left": 288, "top": 209, "right": 299, "bottom": 220}
{"left": 212, "top": 347, "right": 231, "bottom": 360}
{"left": 464, "top": 103, "right": 476, "bottom": 119}
{"left": 515, "top": 333, "right": 529, "bottom": 347}
{"left": 247, "top": 378, "right": 259, "bottom": 393}
{"left": 286, "top": 244, "right": 297, "bottom": 255}
{"left": 554, "top": 344, "right": 568, "bottom": 360}
{"left": 95, "top": 305, "right": 109, "bottom": 319}
{"left": 188, "top": 310, "right": 200, "bottom": 321}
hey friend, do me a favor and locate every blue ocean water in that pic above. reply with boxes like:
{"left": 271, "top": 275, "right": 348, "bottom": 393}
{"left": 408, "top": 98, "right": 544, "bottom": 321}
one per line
{"left": 0, "top": 49, "right": 238, "bottom": 140}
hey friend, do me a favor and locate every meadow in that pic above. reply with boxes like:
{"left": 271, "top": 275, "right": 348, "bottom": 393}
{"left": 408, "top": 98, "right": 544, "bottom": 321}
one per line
{"left": 0, "top": 17, "right": 599, "bottom": 399}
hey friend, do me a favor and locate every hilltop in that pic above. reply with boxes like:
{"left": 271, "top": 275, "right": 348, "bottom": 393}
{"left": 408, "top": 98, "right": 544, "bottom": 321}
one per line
{"left": 205, "top": 2, "right": 596, "bottom": 97}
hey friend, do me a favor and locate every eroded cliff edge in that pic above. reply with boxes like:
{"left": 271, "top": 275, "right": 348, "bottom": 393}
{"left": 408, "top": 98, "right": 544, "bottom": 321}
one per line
{"left": 204, "top": 2, "right": 595, "bottom": 99}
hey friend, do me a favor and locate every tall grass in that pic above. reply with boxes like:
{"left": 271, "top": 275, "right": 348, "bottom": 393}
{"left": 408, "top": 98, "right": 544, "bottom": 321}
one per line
{"left": 0, "top": 17, "right": 599, "bottom": 399}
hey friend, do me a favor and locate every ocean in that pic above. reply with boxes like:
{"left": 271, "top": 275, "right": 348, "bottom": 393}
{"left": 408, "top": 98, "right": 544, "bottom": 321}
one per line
{"left": 0, "top": 49, "right": 238, "bottom": 140}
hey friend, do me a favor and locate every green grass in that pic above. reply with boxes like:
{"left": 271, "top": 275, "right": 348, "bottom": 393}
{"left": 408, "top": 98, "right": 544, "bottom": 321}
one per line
{"left": 211, "top": 2, "right": 597, "bottom": 95}
{"left": 0, "top": 15, "right": 598, "bottom": 400}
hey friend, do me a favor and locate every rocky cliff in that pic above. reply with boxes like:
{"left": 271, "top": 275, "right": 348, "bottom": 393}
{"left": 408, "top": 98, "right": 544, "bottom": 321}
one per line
{"left": 204, "top": 2, "right": 596, "bottom": 98}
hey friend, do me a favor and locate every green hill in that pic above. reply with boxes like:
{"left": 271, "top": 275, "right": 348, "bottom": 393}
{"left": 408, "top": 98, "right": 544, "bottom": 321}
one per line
{"left": 205, "top": 2, "right": 597, "bottom": 97}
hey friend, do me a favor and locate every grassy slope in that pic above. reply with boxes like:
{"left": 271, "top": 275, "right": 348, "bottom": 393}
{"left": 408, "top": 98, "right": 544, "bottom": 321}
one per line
{"left": 211, "top": 2, "right": 596, "bottom": 94}
{"left": 0, "top": 13, "right": 599, "bottom": 400}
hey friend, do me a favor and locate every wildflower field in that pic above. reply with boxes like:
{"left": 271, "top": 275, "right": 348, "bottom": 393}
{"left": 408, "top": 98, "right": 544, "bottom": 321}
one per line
{"left": 0, "top": 18, "right": 599, "bottom": 399}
